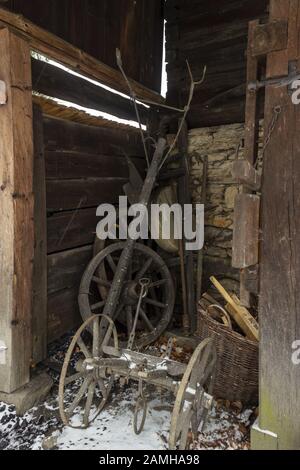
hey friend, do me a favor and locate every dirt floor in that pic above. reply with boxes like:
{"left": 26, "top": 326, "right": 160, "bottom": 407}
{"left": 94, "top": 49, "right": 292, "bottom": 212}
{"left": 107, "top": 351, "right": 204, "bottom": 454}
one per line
{"left": 0, "top": 335, "right": 256, "bottom": 451}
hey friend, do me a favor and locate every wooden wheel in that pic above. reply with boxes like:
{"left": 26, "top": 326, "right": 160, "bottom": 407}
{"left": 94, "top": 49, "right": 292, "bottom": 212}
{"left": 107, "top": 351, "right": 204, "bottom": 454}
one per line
{"left": 169, "top": 338, "right": 217, "bottom": 450}
{"left": 79, "top": 242, "right": 175, "bottom": 348}
{"left": 59, "top": 315, "right": 118, "bottom": 429}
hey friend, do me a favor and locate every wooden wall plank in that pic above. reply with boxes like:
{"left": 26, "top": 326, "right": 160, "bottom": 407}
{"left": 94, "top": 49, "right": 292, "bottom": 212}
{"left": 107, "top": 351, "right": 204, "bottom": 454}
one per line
{"left": 165, "top": 0, "right": 269, "bottom": 127}
{"left": 47, "top": 246, "right": 92, "bottom": 295}
{"left": 47, "top": 287, "right": 81, "bottom": 343}
{"left": 47, "top": 208, "right": 97, "bottom": 254}
{"left": 46, "top": 177, "right": 127, "bottom": 212}
{"left": 1, "top": 1, "right": 164, "bottom": 96}
{"left": 31, "top": 57, "right": 148, "bottom": 124}
{"left": 45, "top": 151, "right": 145, "bottom": 180}
{"left": 0, "top": 29, "right": 34, "bottom": 393}
{"left": 43, "top": 115, "right": 145, "bottom": 157}
{"left": 32, "top": 104, "right": 47, "bottom": 364}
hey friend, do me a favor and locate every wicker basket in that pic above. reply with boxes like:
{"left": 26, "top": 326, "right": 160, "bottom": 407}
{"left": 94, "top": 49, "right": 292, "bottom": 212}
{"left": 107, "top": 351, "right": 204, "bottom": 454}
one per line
{"left": 197, "top": 305, "right": 258, "bottom": 404}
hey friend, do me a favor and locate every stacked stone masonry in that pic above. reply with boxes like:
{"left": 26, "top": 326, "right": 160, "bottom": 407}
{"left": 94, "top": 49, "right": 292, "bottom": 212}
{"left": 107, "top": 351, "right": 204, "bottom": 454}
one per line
{"left": 187, "top": 122, "right": 263, "bottom": 294}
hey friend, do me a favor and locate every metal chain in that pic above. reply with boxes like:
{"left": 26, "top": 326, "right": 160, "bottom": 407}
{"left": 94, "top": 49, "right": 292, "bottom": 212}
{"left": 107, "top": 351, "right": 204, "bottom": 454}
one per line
{"left": 258, "top": 105, "right": 282, "bottom": 168}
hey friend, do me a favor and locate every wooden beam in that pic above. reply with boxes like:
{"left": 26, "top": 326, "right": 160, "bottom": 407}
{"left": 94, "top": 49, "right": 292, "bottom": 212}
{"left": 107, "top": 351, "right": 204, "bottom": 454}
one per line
{"left": 32, "top": 104, "right": 47, "bottom": 364}
{"left": 0, "top": 28, "right": 34, "bottom": 393}
{"left": 245, "top": 20, "right": 260, "bottom": 167}
{"left": 31, "top": 58, "right": 148, "bottom": 124}
{"left": 0, "top": 7, "right": 164, "bottom": 105}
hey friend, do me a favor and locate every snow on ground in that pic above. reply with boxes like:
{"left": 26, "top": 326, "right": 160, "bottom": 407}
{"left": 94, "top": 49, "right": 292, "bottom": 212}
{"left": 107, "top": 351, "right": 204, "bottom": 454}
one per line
{"left": 0, "top": 382, "right": 254, "bottom": 450}
{"left": 0, "top": 335, "right": 256, "bottom": 450}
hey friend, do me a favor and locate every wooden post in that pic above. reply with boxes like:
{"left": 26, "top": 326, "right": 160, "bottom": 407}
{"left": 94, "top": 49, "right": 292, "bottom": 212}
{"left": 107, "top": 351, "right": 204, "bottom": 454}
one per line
{"left": 0, "top": 29, "right": 34, "bottom": 393}
{"left": 252, "top": 0, "right": 300, "bottom": 450}
{"left": 32, "top": 104, "right": 47, "bottom": 364}
{"left": 177, "top": 120, "right": 196, "bottom": 333}
{"left": 239, "top": 20, "right": 260, "bottom": 308}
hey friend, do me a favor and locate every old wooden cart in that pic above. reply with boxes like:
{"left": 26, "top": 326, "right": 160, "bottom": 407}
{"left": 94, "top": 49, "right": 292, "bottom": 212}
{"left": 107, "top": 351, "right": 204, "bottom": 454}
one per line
{"left": 58, "top": 314, "right": 216, "bottom": 450}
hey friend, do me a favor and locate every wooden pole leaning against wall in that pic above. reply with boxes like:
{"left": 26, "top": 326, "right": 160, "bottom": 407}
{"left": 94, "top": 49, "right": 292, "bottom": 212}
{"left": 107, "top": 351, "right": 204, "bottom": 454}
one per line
{"left": 0, "top": 28, "right": 34, "bottom": 393}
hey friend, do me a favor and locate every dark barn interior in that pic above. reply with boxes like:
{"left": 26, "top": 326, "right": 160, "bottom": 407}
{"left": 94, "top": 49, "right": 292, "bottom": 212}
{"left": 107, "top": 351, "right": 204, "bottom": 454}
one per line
{"left": 0, "top": 0, "right": 300, "bottom": 451}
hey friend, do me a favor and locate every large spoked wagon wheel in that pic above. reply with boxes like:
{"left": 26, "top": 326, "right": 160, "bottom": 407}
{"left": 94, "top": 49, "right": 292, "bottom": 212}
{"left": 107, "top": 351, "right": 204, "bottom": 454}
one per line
{"left": 169, "top": 338, "right": 217, "bottom": 450}
{"left": 59, "top": 315, "right": 118, "bottom": 429}
{"left": 79, "top": 242, "right": 175, "bottom": 348}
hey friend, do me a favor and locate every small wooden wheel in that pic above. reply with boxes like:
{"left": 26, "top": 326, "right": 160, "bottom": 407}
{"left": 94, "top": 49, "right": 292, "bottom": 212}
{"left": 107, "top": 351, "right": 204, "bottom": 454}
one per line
{"left": 169, "top": 338, "right": 217, "bottom": 450}
{"left": 79, "top": 242, "right": 175, "bottom": 348}
{"left": 59, "top": 315, "right": 118, "bottom": 429}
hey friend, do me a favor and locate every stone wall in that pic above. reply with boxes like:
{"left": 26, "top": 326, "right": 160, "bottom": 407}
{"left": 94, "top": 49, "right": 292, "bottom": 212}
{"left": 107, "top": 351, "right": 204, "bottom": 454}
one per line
{"left": 187, "top": 122, "right": 262, "bottom": 294}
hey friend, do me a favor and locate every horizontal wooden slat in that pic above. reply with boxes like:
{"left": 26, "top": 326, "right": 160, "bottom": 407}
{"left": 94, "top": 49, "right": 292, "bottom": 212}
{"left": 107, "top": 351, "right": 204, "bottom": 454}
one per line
{"left": 32, "top": 57, "right": 148, "bottom": 123}
{"left": 46, "top": 177, "right": 127, "bottom": 212}
{"left": 47, "top": 245, "right": 92, "bottom": 294}
{"left": 45, "top": 151, "right": 145, "bottom": 180}
{"left": 43, "top": 115, "right": 144, "bottom": 157}
{"left": 47, "top": 208, "right": 97, "bottom": 254}
{"left": 0, "top": 7, "right": 164, "bottom": 104}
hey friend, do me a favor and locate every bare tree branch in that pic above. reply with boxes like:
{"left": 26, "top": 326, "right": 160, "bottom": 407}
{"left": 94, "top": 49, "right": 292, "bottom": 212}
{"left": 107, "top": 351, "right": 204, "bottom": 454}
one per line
{"left": 159, "top": 61, "right": 207, "bottom": 170}
{"left": 116, "top": 49, "right": 150, "bottom": 168}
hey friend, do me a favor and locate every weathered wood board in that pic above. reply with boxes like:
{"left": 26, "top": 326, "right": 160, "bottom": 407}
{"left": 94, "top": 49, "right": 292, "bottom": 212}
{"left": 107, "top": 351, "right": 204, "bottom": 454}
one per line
{"left": 232, "top": 194, "right": 260, "bottom": 269}
{"left": 46, "top": 177, "right": 127, "bottom": 212}
{"left": 257, "top": 0, "right": 300, "bottom": 450}
{"left": 47, "top": 246, "right": 93, "bottom": 295}
{"left": 31, "top": 57, "right": 148, "bottom": 124}
{"left": 165, "top": 0, "right": 269, "bottom": 127}
{"left": 32, "top": 104, "right": 47, "bottom": 364}
{"left": 0, "top": 29, "right": 34, "bottom": 393}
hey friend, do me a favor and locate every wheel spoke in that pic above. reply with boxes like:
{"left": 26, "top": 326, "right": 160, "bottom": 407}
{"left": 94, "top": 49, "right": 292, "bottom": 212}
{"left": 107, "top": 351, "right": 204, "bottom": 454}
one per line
{"left": 107, "top": 254, "right": 117, "bottom": 273}
{"left": 90, "top": 300, "right": 106, "bottom": 312}
{"left": 149, "top": 279, "right": 168, "bottom": 289}
{"left": 140, "top": 308, "right": 155, "bottom": 332}
{"left": 126, "top": 306, "right": 133, "bottom": 337}
{"left": 149, "top": 284, "right": 161, "bottom": 318}
{"left": 64, "top": 371, "right": 85, "bottom": 386}
{"left": 201, "top": 357, "right": 215, "bottom": 384}
{"left": 83, "top": 382, "right": 96, "bottom": 427}
{"left": 177, "top": 404, "right": 192, "bottom": 438}
{"left": 135, "top": 257, "right": 153, "bottom": 281}
{"left": 77, "top": 336, "right": 92, "bottom": 358}
{"left": 143, "top": 297, "right": 166, "bottom": 309}
{"left": 92, "top": 276, "right": 111, "bottom": 288}
{"left": 93, "top": 317, "right": 100, "bottom": 357}
{"left": 67, "top": 377, "right": 91, "bottom": 415}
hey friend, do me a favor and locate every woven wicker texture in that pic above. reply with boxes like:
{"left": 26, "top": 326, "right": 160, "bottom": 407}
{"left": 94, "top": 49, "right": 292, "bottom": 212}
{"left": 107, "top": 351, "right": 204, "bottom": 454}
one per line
{"left": 197, "top": 305, "right": 258, "bottom": 404}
